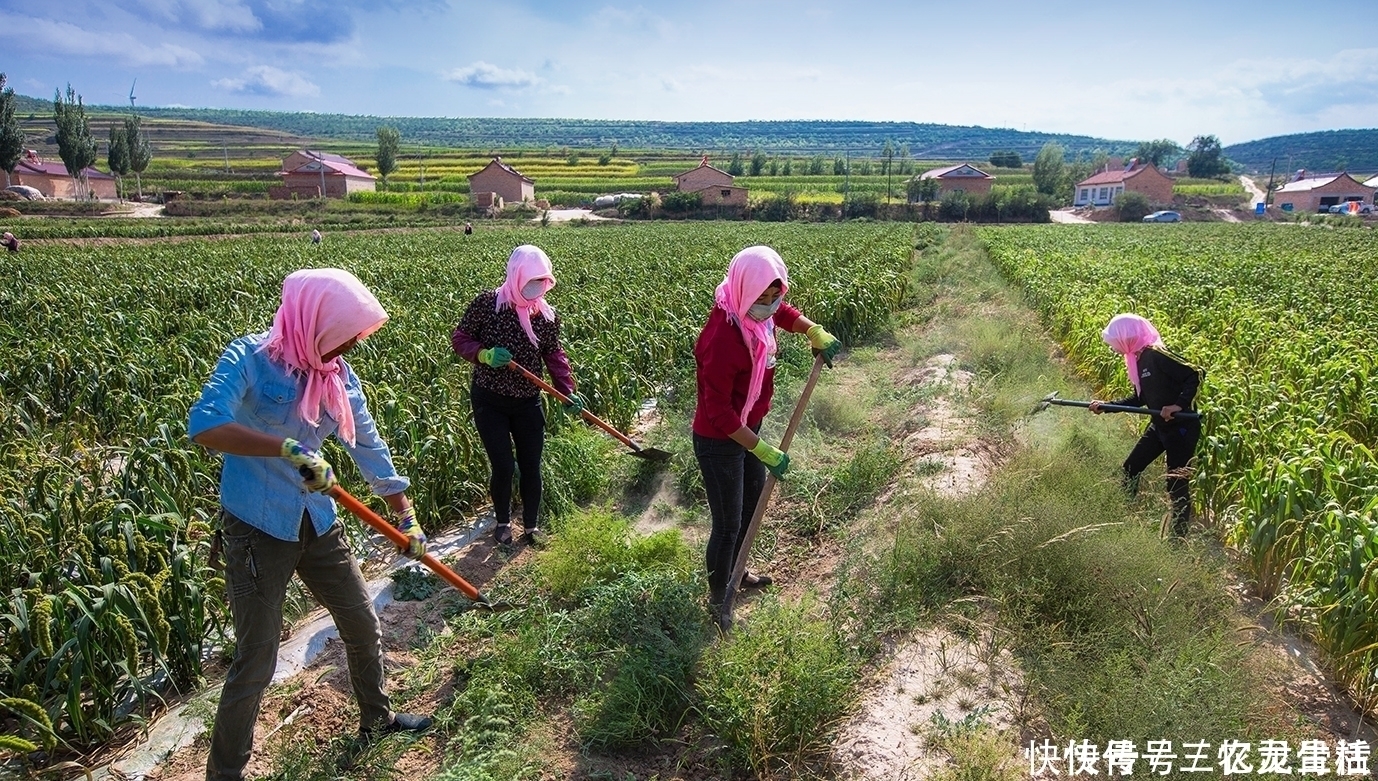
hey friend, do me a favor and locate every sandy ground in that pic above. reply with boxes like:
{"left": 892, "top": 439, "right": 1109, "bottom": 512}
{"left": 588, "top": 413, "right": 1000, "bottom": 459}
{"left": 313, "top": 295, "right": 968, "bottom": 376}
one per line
{"left": 1049, "top": 208, "right": 1094, "bottom": 224}
{"left": 536, "top": 208, "right": 612, "bottom": 223}
{"left": 1240, "top": 175, "right": 1267, "bottom": 207}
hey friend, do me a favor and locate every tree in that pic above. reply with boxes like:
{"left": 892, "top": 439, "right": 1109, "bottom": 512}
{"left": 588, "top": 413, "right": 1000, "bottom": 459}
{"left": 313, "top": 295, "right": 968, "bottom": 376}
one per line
{"left": 1116, "top": 190, "right": 1152, "bottom": 222}
{"left": 1133, "top": 139, "right": 1181, "bottom": 168}
{"left": 727, "top": 153, "right": 744, "bottom": 176}
{"left": 907, "top": 175, "right": 941, "bottom": 218}
{"left": 124, "top": 115, "right": 151, "bottom": 199}
{"left": 781, "top": 158, "right": 792, "bottom": 175}
{"left": 989, "top": 150, "right": 1022, "bottom": 168}
{"left": 376, "top": 125, "right": 400, "bottom": 184}
{"left": 833, "top": 156, "right": 846, "bottom": 175}
{"left": 0, "top": 73, "right": 24, "bottom": 188}
{"left": 808, "top": 155, "right": 825, "bottom": 175}
{"left": 108, "top": 122, "right": 130, "bottom": 198}
{"left": 1032, "top": 142, "right": 1066, "bottom": 197}
{"left": 1186, "top": 134, "right": 1229, "bottom": 178}
{"left": 750, "top": 152, "right": 766, "bottom": 177}
{"left": 53, "top": 84, "right": 98, "bottom": 198}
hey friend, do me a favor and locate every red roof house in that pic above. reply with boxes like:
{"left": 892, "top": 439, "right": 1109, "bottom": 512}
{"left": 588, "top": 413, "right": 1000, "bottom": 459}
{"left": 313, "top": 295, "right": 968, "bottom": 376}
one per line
{"left": 11, "top": 150, "right": 118, "bottom": 199}
{"left": 1074, "top": 160, "right": 1174, "bottom": 207}
{"left": 915, "top": 163, "right": 995, "bottom": 198}
{"left": 467, "top": 157, "right": 535, "bottom": 204}
{"left": 271, "top": 152, "right": 376, "bottom": 199}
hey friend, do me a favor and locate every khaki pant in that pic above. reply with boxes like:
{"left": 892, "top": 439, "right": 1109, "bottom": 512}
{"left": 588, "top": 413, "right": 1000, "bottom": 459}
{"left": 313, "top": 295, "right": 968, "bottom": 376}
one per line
{"left": 206, "top": 512, "right": 390, "bottom": 781}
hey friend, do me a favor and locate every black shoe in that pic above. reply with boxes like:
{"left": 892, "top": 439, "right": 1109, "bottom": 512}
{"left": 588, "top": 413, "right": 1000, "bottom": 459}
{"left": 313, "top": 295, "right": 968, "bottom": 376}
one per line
{"left": 494, "top": 524, "right": 512, "bottom": 545}
{"left": 360, "top": 712, "right": 433, "bottom": 739}
{"left": 740, "top": 571, "right": 774, "bottom": 589}
{"left": 521, "top": 527, "right": 549, "bottom": 547}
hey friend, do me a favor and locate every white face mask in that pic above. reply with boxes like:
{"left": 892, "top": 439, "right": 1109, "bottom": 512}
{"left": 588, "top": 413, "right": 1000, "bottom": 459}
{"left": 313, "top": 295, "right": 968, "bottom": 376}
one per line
{"left": 521, "top": 279, "right": 548, "bottom": 300}
{"left": 747, "top": 298, "right": 782, "bottom": 322}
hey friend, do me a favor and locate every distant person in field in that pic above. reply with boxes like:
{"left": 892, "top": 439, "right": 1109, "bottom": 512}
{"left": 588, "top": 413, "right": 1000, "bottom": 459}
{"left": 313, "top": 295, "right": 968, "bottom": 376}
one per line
{"left": 451, "top": 245, "right": 582, "bottom": 547}
{"left": 1089, "top": 313, "right": 1204, "bottom": 537}
{"left": 311, "top": 228, "right": 322, "bottom": 245}
{"left": 188, "top": 268, "right": 432, "bottom": 781}
{"left": 693, "top": 245, "right": 841, "bottom": 629}
{"left": 2, "top": 231, "right": 18, "bottom": 252}
{"left": 464, "top": 222, "right": 473, "bottom": 235}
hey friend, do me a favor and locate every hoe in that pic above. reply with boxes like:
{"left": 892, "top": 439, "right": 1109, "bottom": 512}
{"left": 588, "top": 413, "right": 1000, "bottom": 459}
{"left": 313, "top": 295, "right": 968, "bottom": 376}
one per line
{"left": 1034, "top": 391, "right": 1200, "bottom": 421}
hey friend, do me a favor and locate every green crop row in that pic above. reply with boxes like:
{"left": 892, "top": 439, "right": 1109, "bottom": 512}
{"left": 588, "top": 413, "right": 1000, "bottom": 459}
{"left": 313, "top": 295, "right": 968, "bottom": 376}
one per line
{"left": 978, "top": 223, "right": 1378, "bottom": 710}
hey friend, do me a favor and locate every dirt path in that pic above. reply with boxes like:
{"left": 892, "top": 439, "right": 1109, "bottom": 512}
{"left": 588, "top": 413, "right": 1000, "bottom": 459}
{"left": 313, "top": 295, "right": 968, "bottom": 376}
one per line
{"left": 1049, "top": 208, "right": 1094, "bottom": 224}
{"left": 1240, "top": 175, "right": 1267, "bottom": 206}
{"left": 536, "top": 208, "right": 612, "bottom": 223}
{"left": 1215, "top": 208, "right": 1242, "bottom": 223}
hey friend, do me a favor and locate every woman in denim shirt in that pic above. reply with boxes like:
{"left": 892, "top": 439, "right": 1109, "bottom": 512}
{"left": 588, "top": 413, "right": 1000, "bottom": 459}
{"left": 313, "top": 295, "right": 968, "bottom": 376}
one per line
{"left": 188, "top": 268, "right": 431, "bottom": 781}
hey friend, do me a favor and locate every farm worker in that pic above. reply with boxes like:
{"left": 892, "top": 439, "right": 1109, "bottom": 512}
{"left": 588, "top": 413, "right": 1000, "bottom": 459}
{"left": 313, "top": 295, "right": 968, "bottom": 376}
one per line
{"left": 311, "top": 228, "right": 322, "bottom": 244}
{"left": 2, "top": 231, "right": 17, "bottom": 252}
{"left": 1089, "top": 313, "right": 1203, "bottom": 537}
{"left": 188, "top": 268, "right": 432, "bottom": 781}
{"left": 451, "top": 244, "right": 581, "bottom": 547}
{"left": 693, "top": 245, "right": 841, "bottom": 627}
{"left": 463, "top": 222, "right": 473, "bottom": 235}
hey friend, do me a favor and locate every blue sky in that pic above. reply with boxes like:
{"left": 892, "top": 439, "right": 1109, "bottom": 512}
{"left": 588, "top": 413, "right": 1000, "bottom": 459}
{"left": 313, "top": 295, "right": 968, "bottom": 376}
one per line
{"left": 2, "top": 0, "right": 1375, "bottom": 145}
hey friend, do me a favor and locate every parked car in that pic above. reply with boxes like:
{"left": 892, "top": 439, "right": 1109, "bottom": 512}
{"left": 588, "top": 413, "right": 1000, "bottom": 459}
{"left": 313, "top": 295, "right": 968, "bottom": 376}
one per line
{"left": 1142, "top": 210, "right": 1181, "bottom": 223}
{"left": 1327, "top": 202, "right": 1373, "bottom": 215}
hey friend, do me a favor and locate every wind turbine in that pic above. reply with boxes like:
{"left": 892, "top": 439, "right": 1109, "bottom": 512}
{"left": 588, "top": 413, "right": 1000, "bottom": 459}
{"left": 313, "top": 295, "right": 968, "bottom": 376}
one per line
{"left": 128, "top": 79, "right": 137, "bottom": 112}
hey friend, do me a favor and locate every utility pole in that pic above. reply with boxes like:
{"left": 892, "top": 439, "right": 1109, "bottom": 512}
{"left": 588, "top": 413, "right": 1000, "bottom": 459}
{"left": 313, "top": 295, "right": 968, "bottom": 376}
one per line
{"left": 1264, "top": 156, "right": 1277, "bottom": 207}
{"left": 224, "top": 142, "right": 230, "bottom": 174}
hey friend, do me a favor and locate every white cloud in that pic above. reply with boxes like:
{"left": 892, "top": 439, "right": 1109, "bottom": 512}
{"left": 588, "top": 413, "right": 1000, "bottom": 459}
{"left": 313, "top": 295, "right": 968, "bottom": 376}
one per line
{"left": 0, "top": 12, "right": 204, "bottom": 67}
{"left": 136, "top": 0, "right": 261, "bottom": 32}
{"left": 444, "top": 61, "right": 541, "bottom": 89}
{"left": 212, "top": 65, "right": 320, "bottom": 97}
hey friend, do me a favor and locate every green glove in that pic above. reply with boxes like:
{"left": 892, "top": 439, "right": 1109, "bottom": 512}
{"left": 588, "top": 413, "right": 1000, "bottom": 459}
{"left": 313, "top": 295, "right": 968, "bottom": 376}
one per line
{"left": 280, "top": 438, "right": 337, "bottom": 493}
{"left": 561, "top": 391, "right": 587, "bottom": 416}
{"left": 478, "top": 346, "right": 512, "bottom": 368}
{"left": 806, "top": 324, "right": 841, "bottom": 366}
{"left": 749, "top": 439, "right": 791, "bottom": 478}
{"left": 393, "top": 505, "right": 427, "bottom": 559}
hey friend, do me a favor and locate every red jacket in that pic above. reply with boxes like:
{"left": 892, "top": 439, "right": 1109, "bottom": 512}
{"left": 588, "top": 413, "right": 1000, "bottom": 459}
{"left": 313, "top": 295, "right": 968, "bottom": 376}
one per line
{"left": 692, "top": 302, "right": 801, "bottom": 439}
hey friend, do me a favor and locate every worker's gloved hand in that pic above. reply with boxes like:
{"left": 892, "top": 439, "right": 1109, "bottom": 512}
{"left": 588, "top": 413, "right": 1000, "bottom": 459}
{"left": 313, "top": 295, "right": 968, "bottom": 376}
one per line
{"left": 477, "top": 347, "right": 512, "bottom": 368}
{"left": 750, "top": 439, "right": 791, "bottom": 478}
{"left": 805, "top": 324, "right": 841, "bottom": 367}
{"left": 392, "top": 505, "right": 427, "bottom": 559}
{"left": 281, "top": 438, "right": 337, "bottom": 493}
{"left": 561, "top": 392, "right": 587, "bottom": 416}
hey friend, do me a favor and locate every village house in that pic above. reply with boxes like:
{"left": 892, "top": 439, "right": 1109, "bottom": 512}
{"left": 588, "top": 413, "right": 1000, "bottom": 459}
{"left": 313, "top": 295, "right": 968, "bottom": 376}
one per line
{"left": 1273, "top": 171, "right": 1375, "bottom": 213}
{"left": 914, "top": 163, "right": 995, "bottom": 198}
{"left": 468, "top": 157, "right": 535, "bottom": 205}
{"left": 670, "top": 157, "right": 748, "bottom": 206}
{"left": 10, "top": 150, "right": 118, "bottom": 199}
{"left": 271, "top": 151, "right": 376, "bottom": 199}
{"left": 1073, "top": 160, "right": 1174, "bottom": 207}
{"left": 1362, "top": 174, "right": 1378, "bottom": 203}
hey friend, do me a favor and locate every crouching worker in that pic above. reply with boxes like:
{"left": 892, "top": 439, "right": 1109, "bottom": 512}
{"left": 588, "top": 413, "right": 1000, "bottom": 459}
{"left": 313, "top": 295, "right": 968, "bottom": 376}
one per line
{"left": 1089, "top": 313, "right": 1203, "bottom": 537}
{"left": 188, "top": 268, "right": 432, "bottom": 781}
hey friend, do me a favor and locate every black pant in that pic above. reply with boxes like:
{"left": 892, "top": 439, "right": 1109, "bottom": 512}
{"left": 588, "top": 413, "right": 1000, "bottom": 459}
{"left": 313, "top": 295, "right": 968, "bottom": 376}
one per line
{"left": 471, "top": 384, "right": 545, "bottom": 528}
{"left": 1123, "top": 420, "right": 1200, "bottom": 536}
{"left": 694, "top": 431, "right": 766, "bottom": 603}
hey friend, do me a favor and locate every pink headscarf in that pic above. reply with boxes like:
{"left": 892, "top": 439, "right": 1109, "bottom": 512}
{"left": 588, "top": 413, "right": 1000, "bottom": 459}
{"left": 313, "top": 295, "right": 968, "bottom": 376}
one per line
{"left": 714, "top": 246, "right": 790, "bottom": 425}
{"left": 262, "top": 268, "right": 388, "bottom": 446}
{"left": 495, "top": 245, "right": 556, "bottom": 347}
{"left": 1102, "top": 313, "right": 1163, "bottom": 393}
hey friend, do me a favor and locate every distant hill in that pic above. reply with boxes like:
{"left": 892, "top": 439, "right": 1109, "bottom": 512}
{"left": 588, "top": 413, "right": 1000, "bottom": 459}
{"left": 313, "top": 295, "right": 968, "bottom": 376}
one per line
{"left": 1224, "top": 129, "right": 1378, "bottom": 174}
{"left": 10, "top": 92, "right": 1135, "bottom": 158}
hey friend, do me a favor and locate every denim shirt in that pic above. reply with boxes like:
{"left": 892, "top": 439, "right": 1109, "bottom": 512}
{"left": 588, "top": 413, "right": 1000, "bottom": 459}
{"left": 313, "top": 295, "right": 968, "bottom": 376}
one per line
{"left": 187, "top": 332, "right": 410, "bottom": 541}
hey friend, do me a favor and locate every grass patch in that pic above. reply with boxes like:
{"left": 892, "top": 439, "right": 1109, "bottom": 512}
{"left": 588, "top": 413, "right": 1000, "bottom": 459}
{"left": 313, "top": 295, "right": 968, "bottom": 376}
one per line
{"left": 696, "top": 594, "right": 858, "bottom": 778}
